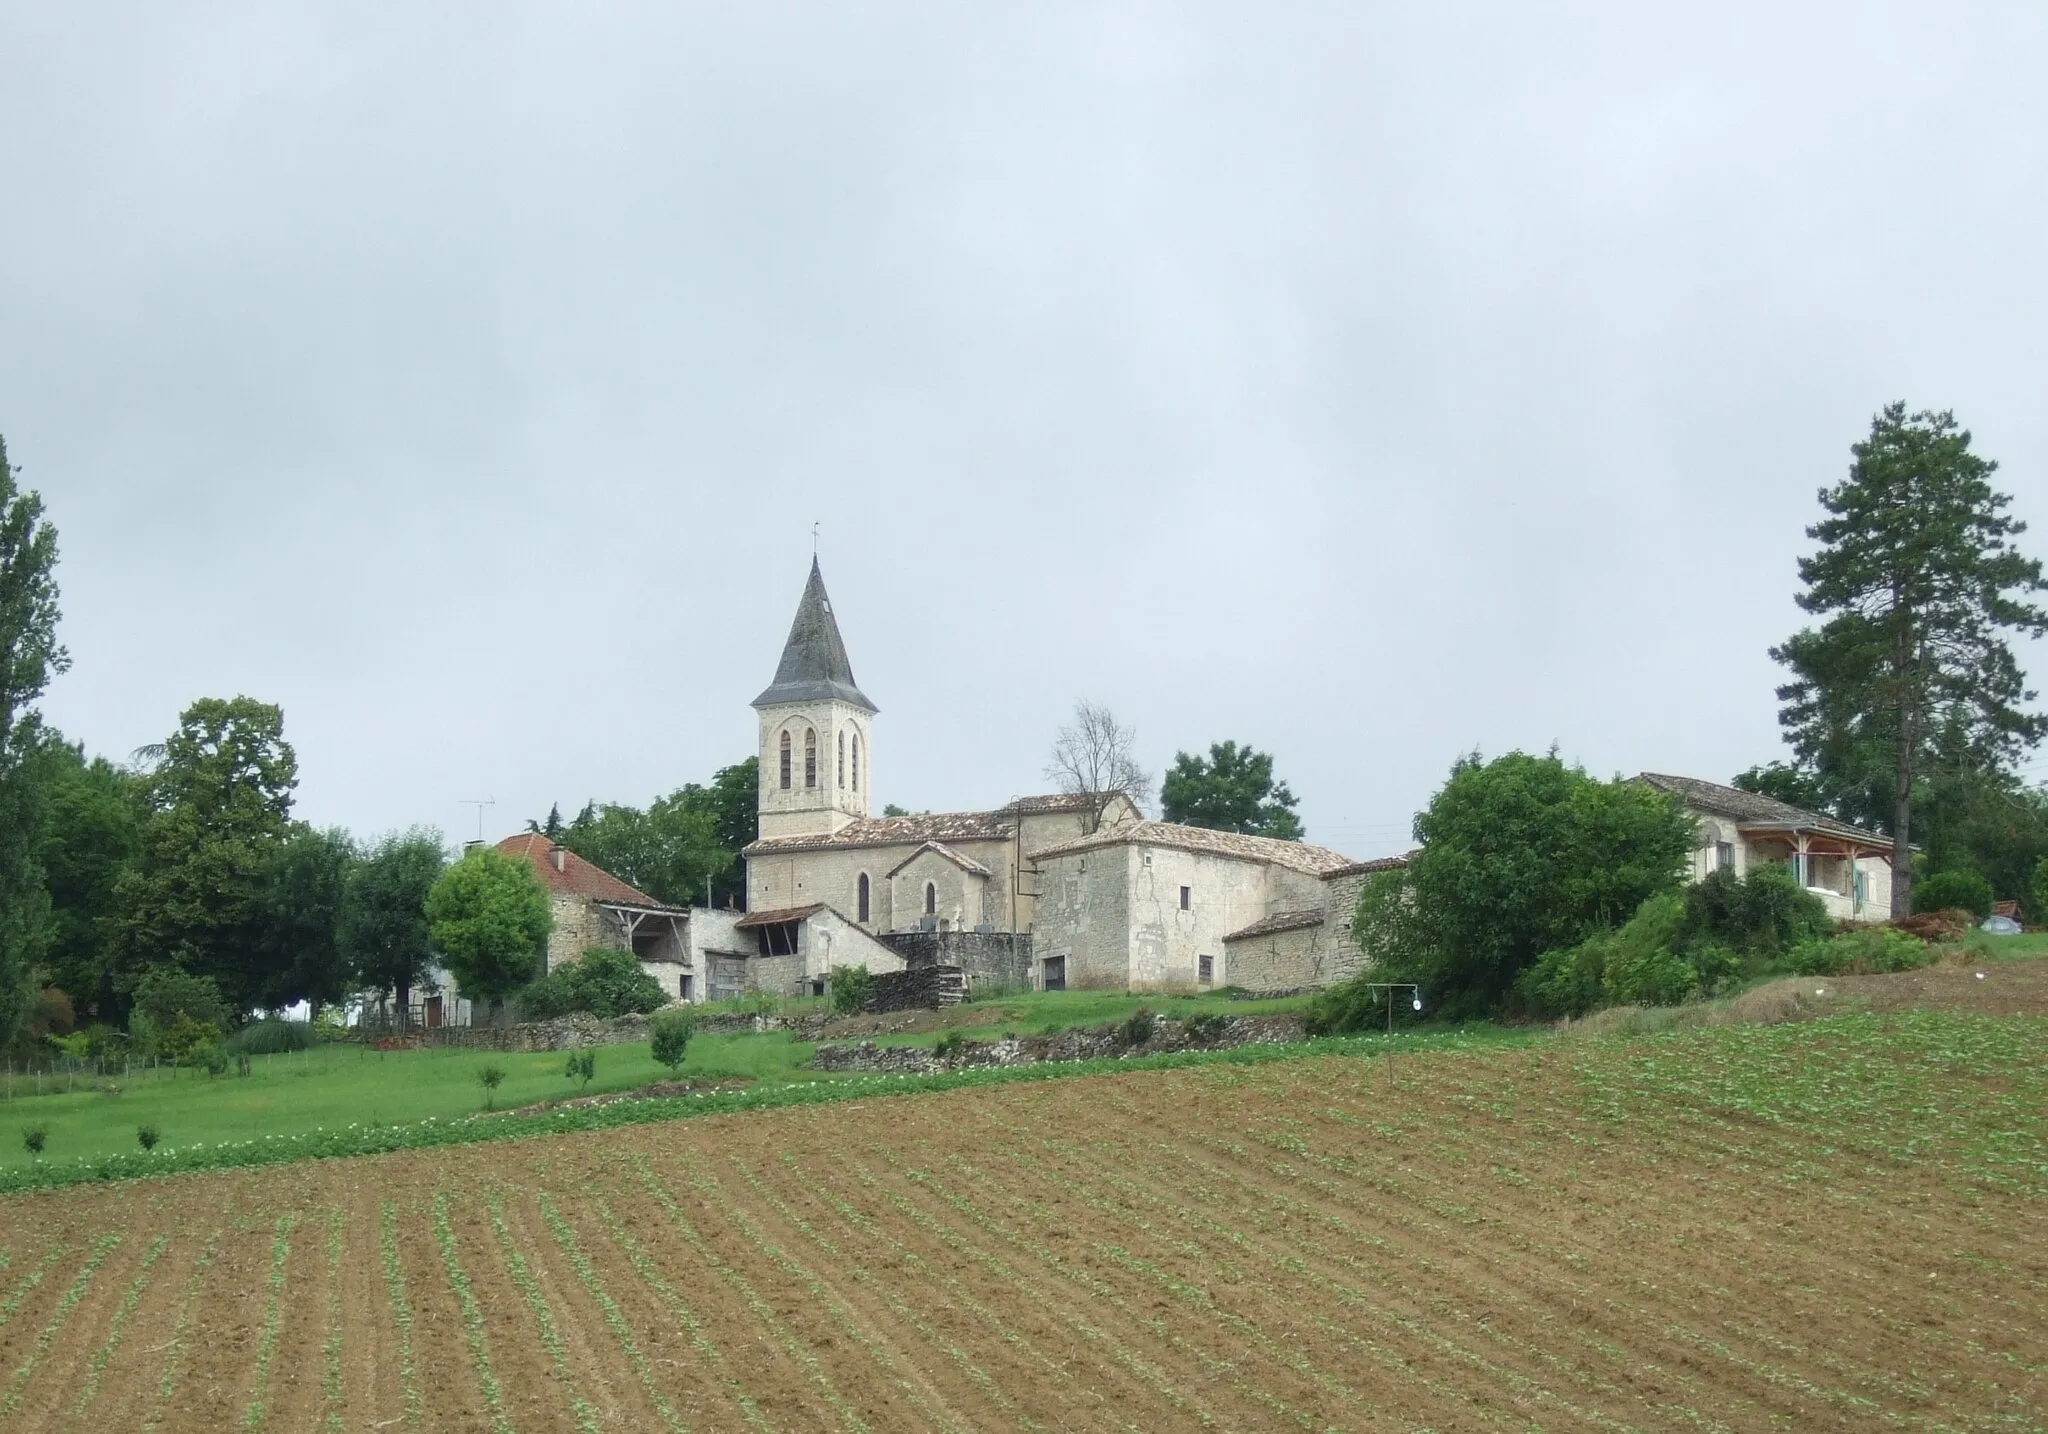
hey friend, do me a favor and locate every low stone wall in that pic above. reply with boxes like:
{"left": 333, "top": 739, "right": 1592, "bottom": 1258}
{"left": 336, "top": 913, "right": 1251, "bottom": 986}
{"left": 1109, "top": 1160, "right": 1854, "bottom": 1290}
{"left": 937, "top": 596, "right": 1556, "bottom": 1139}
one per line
{"left": 863, "top": 965, "right": 966, "bottom": 1013}
{"left": 400, "top": 1011, "right": 657, "bottom": 1052}
{"left": 809, "top": 1012, "right": 1306, "bottom": 1074}
{"left": 878, "top": 931, "right": 1033, "bottom": 990}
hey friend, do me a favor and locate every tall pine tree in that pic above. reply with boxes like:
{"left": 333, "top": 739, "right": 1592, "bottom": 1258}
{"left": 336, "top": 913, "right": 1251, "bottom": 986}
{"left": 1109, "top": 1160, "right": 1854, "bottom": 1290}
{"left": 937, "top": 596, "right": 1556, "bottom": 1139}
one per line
{"left": 1771, "top": 404, "right": 2047, "bottom": 914}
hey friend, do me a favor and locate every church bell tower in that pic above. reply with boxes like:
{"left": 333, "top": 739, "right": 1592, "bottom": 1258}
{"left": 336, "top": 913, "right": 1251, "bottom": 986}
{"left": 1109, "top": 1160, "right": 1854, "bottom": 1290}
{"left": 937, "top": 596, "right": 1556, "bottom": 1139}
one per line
{"left": 753, "top": 559, "right": 876, "bottom": 840}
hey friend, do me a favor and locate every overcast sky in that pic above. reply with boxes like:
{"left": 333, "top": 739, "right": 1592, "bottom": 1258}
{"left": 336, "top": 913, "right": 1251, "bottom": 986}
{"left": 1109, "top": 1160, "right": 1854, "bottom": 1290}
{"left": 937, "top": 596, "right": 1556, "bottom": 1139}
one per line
{"left": 5, "top": 2, "right": 2045, "bottom": 859}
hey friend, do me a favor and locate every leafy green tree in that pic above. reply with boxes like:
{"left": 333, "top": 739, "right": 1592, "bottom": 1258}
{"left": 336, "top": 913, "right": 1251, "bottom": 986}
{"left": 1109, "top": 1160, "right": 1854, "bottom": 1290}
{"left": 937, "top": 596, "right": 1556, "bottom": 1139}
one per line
{"left": 426, "top": 847, "right": 552, "bottom": 1013}
{"left": 255, "top": 825, "right": 358, "bottom": 1015}
{"left": 1160, "top": 741, "right": 1304, "bottom": 839}
{"left": 1770, "top": 404, "right": 2047, "bottom": 915}
{"left": 0, "top": 435, "right": 67, "bottom": 1050}
{"left": 128, "top": 966, "right": 230, "bottom": 1036}
{"left": 2031, "top": 857, "right": 2048, "bottom": 926}
{"left": 111, "top": 697, "right": 298, "bottom": 1012}
{"left": 1911, "top": 869, "right": 1994, "bottom": 917}
{"left": 559, "top": 757, "right": 759, "bottom": 909}
{"left": 1349, "top": 750, "right": 1696, "bottom": 1016}
{"left": 339, "top": 830, "right": 446, "bottom": 1019}
{"left": 649, "top": 1007, "right": 694, "bottom": 1074}
{"left": 34, "top": 740, "right": 141, "bottom": 1022}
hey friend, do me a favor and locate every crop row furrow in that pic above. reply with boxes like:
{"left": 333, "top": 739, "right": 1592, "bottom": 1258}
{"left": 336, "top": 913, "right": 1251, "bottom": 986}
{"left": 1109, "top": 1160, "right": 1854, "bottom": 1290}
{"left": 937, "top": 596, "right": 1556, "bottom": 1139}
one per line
{"left": 141, "top": 1228, "right": 220, "bottom": 1431}
{"left": 993, "top": 1117, "right": 1653, "bottom": 1433}
{"left": 488, "top": 1190, "right": 603, "bottom": 1434}
{"left": 833, "top": 1149, "right": 1240, "bottom": 1429}
{"left": 778, "top": 1148, "right": 1142, "bottom": 1433}
{"left": 628, "top": 1155, "right": 875, "bottom": 1434}
{"left": 319, "top": 1208, "right": 344, "bottom": 1434}
{"left": 535, "top": 1190, "right": 690, "bottom": 1433}
{"left": 432, "top": 1193, "right": 513, "bottom": 1434}
{"left": 240, "top": 1211, "right": 299, "bottom": 1430}
{"left": 1, "top": 1232, "right": 119, "bottom": 1415}
{"left": 72, "top": 1232, "right": 169, "bottom": 1416}
{"left": 378, "top": 1200, "right": 423, "bottom": 1432}
{"left": 729, "top": 1150, "right": 1049, "bottom": 1433}
{"left": 694, "top": 1165, "right": 972, "bottom": 1434}
{"left": 589, "top": 1197, "right": 776, "bottom": 1433}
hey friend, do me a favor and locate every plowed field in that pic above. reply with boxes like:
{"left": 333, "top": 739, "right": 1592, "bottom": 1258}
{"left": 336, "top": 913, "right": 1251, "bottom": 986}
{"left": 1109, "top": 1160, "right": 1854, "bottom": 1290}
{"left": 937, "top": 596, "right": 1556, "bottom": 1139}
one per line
{"left": 2, "top": 1014, "right": 2043, "bottom": 1431}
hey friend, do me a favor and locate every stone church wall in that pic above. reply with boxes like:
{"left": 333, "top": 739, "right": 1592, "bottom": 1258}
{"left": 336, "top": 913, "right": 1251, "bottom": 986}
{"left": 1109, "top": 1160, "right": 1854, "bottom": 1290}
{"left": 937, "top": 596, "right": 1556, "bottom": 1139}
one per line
{"left": 877, "top": 931, "right": 1034, "bottom": 990}
{"left": 1226, "top": 925, "right": 1325, "bottom": 992}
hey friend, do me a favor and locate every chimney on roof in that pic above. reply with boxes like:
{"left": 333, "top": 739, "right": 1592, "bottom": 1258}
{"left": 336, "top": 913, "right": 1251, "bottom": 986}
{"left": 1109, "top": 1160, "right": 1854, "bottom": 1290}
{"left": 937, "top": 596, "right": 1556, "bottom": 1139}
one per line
{"left": 549, "top": 843, "right": 566, "bottom": 872}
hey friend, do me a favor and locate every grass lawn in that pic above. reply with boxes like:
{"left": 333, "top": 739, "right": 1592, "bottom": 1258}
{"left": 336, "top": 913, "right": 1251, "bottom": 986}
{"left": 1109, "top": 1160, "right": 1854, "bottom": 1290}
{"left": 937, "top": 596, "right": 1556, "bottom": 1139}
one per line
{"left": 0, "top": 989, "right": 1310, "bottom": 1173}
{"left": 0, "top": 1031, "right": 820, "bottom": 1172}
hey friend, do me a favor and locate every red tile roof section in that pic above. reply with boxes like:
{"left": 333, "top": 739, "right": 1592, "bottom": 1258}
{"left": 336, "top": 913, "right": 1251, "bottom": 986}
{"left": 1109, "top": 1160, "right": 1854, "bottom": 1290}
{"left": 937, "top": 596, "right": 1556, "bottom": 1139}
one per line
{"left": 494, "top": 834, "right": 669, "bottom": 908}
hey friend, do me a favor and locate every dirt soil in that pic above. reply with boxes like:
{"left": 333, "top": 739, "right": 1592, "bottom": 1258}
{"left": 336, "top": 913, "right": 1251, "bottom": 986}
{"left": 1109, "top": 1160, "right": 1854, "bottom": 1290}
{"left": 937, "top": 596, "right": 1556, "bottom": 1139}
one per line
{"left": 1727, "top": 952, "right": 2048, "bottom": 1026}
{"left": 2, "top": 1029, "right": 2043, "bottom": 1431}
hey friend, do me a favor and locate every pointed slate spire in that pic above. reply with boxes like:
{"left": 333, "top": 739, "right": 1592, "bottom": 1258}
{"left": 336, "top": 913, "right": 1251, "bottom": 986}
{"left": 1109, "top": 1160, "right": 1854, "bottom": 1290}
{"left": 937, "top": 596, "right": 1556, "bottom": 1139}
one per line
{"left": 751, "top": 559, "right": 877, "bottom": 712}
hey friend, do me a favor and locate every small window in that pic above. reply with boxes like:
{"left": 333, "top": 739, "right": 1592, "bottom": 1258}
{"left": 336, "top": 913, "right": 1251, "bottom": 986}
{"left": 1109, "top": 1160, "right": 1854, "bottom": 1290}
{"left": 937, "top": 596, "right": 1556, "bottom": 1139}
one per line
{"left": 925, "top": 881, "right": 937, "bottom": 915}
{"left": 778, "top": 731, "right": 792, "bottom": 790}
{"left": 1716, "top": 842, "right": 1734, "bottom": 872}
{"left": 858, "top": 872, "right": 871, "bottom": 923}
{"left": 1198, "top": 954, "right": 1213, "bottom": 985}
{"left": 804, "top": 729, "right": 818, "bottom": 789}
{"left": 837, "top": 731, "right": 846, "bottom": 788}
{"left": 1179, "top": 886, "right": 1191, "bottom": 911}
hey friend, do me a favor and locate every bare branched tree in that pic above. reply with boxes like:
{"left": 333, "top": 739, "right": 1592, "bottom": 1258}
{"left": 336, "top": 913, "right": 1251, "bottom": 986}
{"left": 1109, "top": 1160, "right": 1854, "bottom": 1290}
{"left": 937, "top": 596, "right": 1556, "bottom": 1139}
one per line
{"left": 1045, "top": 700, "right": 1153, "bottom": 833}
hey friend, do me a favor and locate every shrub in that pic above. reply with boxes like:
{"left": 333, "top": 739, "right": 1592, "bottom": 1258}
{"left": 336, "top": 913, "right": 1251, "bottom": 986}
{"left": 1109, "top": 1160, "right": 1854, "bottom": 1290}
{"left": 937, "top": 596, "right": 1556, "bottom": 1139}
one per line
{"left": 22, "top": 1124, "right": 46, "bottom": 1160}
{"left": 1116, "top": 1008, "right": 1157, "bottom": 1048}
{"left": 227, "top": 1018, "right": 314, "bottom": 1055}
{"left": 1183, "top": 1012, "right": 1230, "bottom": 1044}
{"left": 1685, "top": 865, "right": 1834, "bottom": 958}
{"left": 477, "top": 1062, "right": 507, "bottom": 1109}
{"left": 1912, "top": 869, "right": 1995, "bottom": 918}
{"left": 933, "top": 1031, "right": 967, "bottom": 1061}
{"left": 519, "top": 948, "right": 668, "bottom": 1021}
{"left": 564, "top": 1050, "right": 596, "bottom": 1090}
{"left": 829, "top": 965, "right": 873, "bottom": 1016}
{"left": 2032, "top": 856, "right": 2048, "bottom": 927}
{"left": 1304, "top": 976, "right": 1416, "bottom": 1036}
{"left": 1787, "top": 926, "right": 1933, "bottom": 976}
{"left": 1520, "top": 940, "right": 1610, "bottom": 1019}
{"left": 196, "top": 1044, "right": 231, "bottom": 1078}
{"left": 137, "top": 1122, "right": 160, "bottom": 1151}
{"left": 156, "top": 1012, "right": 221, "bottom": 1067}
{"left": 130, "top": 968, "right": 229, "bottom": 1035}
{"left": 649, "top": 1009, "right": 695, "bottom": 1074}
{"left": 1603, "top": 941, "right": 1700, "bottom": 1008}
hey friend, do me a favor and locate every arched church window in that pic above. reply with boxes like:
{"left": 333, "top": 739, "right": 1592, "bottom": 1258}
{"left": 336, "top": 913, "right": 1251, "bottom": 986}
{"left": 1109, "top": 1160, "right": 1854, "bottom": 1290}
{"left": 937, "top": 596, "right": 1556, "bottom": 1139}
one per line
{"left": 804, "top": 729, "right": 817, "bottom": 789}
{"left": 858, "top": 873, "right": 870, "bottom": 923}
{"left": 778, "top": 731, "right": 792, "bottom": 790}
{"left": 925, "top": 881, "right": 936, "bottom": 916}
{"left": 852, "top": 733, "right": 861, "bottom": 792}
{"left": 838, "top": 731, "right": 846, "bottom": 789}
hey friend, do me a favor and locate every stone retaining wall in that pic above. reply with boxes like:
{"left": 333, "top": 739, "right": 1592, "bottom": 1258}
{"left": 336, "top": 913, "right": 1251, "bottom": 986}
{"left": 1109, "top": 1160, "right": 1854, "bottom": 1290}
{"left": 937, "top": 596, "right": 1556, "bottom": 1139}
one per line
{"left": 808, "top": 1012, "right": 1306, "bottom": 1074}
{"left": 863, "top": 965, "right": 966, "bottom": 1013}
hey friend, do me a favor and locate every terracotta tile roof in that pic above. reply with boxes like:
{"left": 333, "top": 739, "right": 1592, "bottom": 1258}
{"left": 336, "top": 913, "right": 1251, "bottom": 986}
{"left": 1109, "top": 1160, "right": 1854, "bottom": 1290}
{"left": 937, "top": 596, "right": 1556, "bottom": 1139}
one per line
{"left": 1222, "top": 909, "right": 1326, "bottom": 942}
{"left": 886, "top": 841, "right": 995, "bottom": 879}
{"left": 1634, "top": 774, "right": 1891, "bottom": 848}
{"left": 495, "top": 834, "right": 676, "bottom": 909}
{"left": 1027, "top": 821, "right": 1356, "bottom": 878}
{"left": 734, "top": 903, "right": 827, "bottom": 928}
{"left": 999, "top": 793, "right": 1108, "bottom": 815}
{"left": 744, "top": 809, "right": 1014, "bottom": 856}
{"left": 1323, "top": 852, "right": 1417, "bottom": 880}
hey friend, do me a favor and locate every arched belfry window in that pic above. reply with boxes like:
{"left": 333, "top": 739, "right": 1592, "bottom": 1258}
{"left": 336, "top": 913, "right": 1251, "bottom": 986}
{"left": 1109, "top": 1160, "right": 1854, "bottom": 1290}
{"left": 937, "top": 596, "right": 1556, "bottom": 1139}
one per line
{"left": 804, "top": 729, "right": 817, "bottom": 789}
{"left": 778, "top": 730, "right": 792, "bottom": 790}
{"left": 852, "top": 732, "right": 862, "bottom": 792}
{"left": 925, "top": 881, "right": 937, "bottom": 916}
{"left": 858, "top": 873, "right": 871, "bottom": 923}
{"left": 838, "top": 731, "right": 846, "bottom": 789}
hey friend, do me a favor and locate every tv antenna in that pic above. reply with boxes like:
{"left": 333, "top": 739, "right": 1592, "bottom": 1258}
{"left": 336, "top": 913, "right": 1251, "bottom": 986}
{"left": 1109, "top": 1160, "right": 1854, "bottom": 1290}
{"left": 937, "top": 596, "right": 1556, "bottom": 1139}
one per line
{"left": 459, "top": 797, "right": 496, "bottom": 843}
